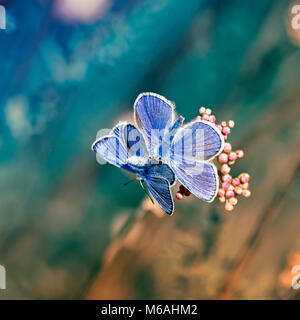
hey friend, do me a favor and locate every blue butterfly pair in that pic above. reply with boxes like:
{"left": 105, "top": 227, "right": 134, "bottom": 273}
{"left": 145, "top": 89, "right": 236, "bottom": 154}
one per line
{"left": 92, "top": 93, "right": 224, "bottom": 215}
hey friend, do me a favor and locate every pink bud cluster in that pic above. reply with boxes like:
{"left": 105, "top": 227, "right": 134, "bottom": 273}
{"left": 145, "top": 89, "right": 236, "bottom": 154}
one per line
{"left": 197, "top": 106, "right": 216, "bottom": 123}
{"left": 217, "top": 143, "right": 244, "bottom": 166}
{"left": 217, "top": 172, "right": 251, "bottom": 211}
{"left": 215, "top": 119, "right": 235, "bottom": 141}
{"left": 176, "top": 107, "right": 251, "bottom": 212}
{"left": 176, "top": 185, "right": 191, "bottom": 200}
{"left": 214, "top": 118, "right": 251, "bottom": 211}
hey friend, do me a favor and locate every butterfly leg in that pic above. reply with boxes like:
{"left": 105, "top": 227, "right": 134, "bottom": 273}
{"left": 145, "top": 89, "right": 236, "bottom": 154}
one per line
{"left": 139, "top": 180, "right": 154, "bottom": 204}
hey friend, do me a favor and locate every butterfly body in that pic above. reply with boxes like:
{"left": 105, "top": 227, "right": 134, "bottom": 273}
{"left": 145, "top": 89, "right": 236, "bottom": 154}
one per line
{"left": 126, "top": 156, "right": 149, "bottom": 174}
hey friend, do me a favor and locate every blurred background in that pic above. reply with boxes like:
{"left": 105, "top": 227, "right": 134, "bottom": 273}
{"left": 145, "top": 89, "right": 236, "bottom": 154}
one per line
{"left": 0, "top": 0, "right": 299, "bottom": 299}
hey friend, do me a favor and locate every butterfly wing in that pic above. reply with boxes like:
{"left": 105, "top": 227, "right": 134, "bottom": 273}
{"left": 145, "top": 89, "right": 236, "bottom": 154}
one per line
{"left": 134, "top": 92, "right": 175, "bottom": 158}
{"left": 160, "top": 115, "right": 185, "bottom": 159}
{"left": 169, "top": 116, "right": 184, "bottom": 139}
{"left": 93, "top": 121, "right": 150, "bottom": 164}
{"left": 124, "top": 123, "right": 148, "bottom": 158}
{"left": 145, "top": 175, "right": 174, "bottom": 215}
{"left": 170, "top": 120, "right": 224, "bottom": 162}
{"left": 168, "top": 120, "right": 223, "bottom": 202}
{"left": 111, "top": 122, "right": 127, "bottom": 139}
{"left": 147, "top": 163, "right": 175, "bottom": 186}
{"left": 170, "top": 158, "right": 219, "bottom": 202}
{"left": 92, "top": 136, "right": 129, "bottom": 168}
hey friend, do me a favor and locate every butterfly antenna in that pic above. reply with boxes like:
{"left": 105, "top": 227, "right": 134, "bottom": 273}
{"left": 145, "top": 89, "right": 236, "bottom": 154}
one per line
{"left": 139, "top": 180, "right": 154, "bottom": 204}
{"left": 123, "top": 178, "right": 136, "bottom": 186}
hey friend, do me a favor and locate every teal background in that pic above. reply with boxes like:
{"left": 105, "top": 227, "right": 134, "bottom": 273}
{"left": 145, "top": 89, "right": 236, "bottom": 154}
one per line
{"left": 0, "top": 0, "right": 299, "bottom": 299}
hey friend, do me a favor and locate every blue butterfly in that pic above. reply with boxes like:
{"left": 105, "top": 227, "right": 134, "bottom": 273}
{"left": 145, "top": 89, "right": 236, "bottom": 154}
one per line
{"left": 134, "top": 93, "right": 224, "bottom": 201}
{"left": 92, "top": 121, "right": 176, "bottom": 214}
{"left": 92, "top": 93, "right": 224, "bottom": 215}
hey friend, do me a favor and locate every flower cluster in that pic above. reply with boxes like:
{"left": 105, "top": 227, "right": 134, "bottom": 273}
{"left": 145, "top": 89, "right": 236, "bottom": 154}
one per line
{"left": 176, "top": 107, "right": 251, "bottom": 212}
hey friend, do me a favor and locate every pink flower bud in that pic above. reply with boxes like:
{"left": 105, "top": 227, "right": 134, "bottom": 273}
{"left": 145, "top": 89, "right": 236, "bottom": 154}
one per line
{"left": 221, "top": 164, "right": 231, "bottom": 174}
{"left": 228, "top": 152, "right": 238, "bottom": 161}
{"left": 218, "top": 189, "right": 225, "bottom": 197}
{"left": 222, "top": 127, "right": 231, "bottom": 135}
{"left": 223, "top": 143, "right": 232, "bottom": 153}
{"left": 232, "top": 178, "right": 240, "bottom": 186}
{"left": 228, "top": 120, "right": 235, "bottom": 128}
{"left": 218, "top": 153, "right": 228, "bottom": 164}
{"left": 199, "top": 107, "right": 206, "bottom": 114}
{"left": 226, "top": 190, "right": 235, "bottom": 198}
{"left": 176, "top": 192, "right": 183, "bottom": 200}
{"left": 225, "top": 201, "right": 234, "bottom": 211}
{"left": 240, "top": 173, "right": 250, "bottom": 183}
{"left": 236, "top": 150, "right": 244, "bottom": 158}
{"left": 222, "top": 182, "right": 230, "bottom": 190}
{"left": 209, "top": 115, "right": 216, "bottom": 123}
{"left": 223, "top": 174, "right": 232, "bottom": 183}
